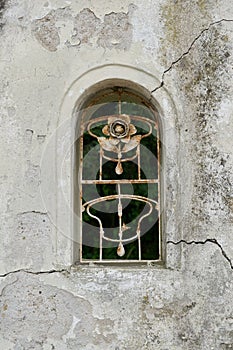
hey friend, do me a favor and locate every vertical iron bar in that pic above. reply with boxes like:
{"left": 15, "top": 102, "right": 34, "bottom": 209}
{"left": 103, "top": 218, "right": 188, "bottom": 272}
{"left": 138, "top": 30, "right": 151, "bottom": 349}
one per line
{"left": 138, "top": 230, "right": 141, "bottom": 261}
{"left": 137, "top": 144, "right": 141, "bottom": 180}
{"left": 100, "top": 228, "right": 103, "bottom": 261}
{"left": 99, "top": 146, "right": 103, "bottom": 180}
{"left": 117, "top": 184, "right": 123, "bottom": 242}
{"left": 157, "top": 124, "right": 161, "bottom": 260}
{"left": 79, "top": 115, "right": 85, "bottom": 262}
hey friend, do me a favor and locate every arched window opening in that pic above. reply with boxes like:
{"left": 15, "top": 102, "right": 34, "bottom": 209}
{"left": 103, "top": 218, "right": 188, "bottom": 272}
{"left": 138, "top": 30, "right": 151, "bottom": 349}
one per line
{"left": 77, "top": 86, "right": 161, "bottom": 263}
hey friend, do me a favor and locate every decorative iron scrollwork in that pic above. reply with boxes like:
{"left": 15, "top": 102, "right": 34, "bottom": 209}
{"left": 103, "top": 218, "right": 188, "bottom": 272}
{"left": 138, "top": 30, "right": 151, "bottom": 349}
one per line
{"left": 87, "top": 114, "right": 153, "bottom": 177}
{"left": 82, "top": 184, "right": 158, "bottom": 259}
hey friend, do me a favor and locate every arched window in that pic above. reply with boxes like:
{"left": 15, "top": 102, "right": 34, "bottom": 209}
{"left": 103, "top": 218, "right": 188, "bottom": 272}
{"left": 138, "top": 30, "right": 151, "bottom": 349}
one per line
{"left": 76, "top": 85, "right": 161, "bottom": 263}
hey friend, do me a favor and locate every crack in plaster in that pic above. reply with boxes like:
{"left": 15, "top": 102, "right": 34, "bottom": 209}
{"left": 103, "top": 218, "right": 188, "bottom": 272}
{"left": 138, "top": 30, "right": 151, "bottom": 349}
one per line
{"left": 151, "top": 18, "right": 233, "bottom": 93}
{"left": 167, "top": 238, "right": 233, "bottom": 270}
{"left": 19, "top": 210, "right": 47, "bottom": 215}
{"left": 0, "top": 268, "right": 69, "bottom": 278}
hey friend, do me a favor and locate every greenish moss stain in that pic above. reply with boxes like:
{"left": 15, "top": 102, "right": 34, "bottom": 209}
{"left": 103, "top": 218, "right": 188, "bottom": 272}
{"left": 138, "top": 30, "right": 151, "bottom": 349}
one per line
{"left": 160, "top": 0, "right": 232, "bottom": 221}
{"left": 160, "top": 0, "right": 211, "bottom": 66}
{"left": 197, "top": 0, "right": 208, "bottom": 15}
{"left": 180, "top": 25, "right": 231, "bottom": 220}
{"left": 160, "top": 1, "right": 184, "bottom": 58}
{"left": 142, "top": 294, "right": 149, "bottom": 305}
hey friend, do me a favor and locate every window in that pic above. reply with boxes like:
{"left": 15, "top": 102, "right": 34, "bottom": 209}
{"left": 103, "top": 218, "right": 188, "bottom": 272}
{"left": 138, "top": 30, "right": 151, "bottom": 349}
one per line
{"left": 77, "top": 86, "right": 161, "bottom": 263}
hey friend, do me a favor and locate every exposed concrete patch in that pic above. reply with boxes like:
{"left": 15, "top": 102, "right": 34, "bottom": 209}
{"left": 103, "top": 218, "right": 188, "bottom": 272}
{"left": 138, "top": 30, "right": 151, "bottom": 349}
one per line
{"left": 0, "top": 272, "right": 115, "bottom": 349}
{"left": 73, "top": 8, "right": 102, "bottom": 45}
{"left": 32, "top": 6, "right": 133, "bottom": 51}
{"left": 32, "top": 12, "right": 60, "bottom": 52}
{"left": 0, "top": 261, "right": 231, "bottom": 349}
{"left": 98, "top": 11, "right": 132, "bottom": 50}
{"left": 73, "top": 7, "right": 132, "bottom": 50}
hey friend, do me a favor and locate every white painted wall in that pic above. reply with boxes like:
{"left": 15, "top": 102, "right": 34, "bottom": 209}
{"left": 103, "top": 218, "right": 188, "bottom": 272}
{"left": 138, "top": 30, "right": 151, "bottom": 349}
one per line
{"left": 0, "top": 1, "right": 232, "bottom": 349}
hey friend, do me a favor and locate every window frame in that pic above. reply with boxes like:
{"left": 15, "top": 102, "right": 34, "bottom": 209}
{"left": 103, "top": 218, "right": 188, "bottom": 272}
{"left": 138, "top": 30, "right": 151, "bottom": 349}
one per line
{"left": 77, "top": 87, "right": 161, "bottom": 264}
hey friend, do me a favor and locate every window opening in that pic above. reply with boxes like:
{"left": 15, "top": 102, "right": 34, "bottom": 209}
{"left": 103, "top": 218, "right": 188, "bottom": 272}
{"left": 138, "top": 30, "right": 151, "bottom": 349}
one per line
{"left": 79, "top": 87, "right": 160, "bottom": 263}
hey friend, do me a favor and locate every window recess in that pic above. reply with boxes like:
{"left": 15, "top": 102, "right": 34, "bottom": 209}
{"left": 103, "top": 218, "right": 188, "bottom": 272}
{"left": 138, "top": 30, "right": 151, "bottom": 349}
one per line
{"left": 79, "top": 87, "right": 161, "bottom": 263}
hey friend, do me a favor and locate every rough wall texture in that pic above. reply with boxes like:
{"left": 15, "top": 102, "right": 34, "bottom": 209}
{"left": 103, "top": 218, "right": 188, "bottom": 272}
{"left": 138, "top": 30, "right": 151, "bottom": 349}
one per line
{"left": 0, "top": 0, "right": 233, "bottom": 349}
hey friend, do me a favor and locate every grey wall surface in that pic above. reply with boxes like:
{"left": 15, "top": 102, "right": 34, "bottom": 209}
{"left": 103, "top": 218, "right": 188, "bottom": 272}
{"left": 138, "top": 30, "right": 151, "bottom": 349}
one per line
{"left": 0, "top": 1, "right": 232, "bottom": 349}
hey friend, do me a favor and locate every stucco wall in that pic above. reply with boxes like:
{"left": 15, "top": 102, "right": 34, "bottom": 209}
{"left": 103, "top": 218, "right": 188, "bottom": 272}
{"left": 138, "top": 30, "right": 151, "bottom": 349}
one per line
{"left": 0, "top": 0, "right": 232, "bottom": 349}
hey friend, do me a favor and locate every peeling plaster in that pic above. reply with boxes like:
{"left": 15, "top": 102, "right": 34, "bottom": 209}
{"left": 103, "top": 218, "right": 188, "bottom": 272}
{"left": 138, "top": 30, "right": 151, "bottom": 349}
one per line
{"left": 31, "top": 5, "right": 133, "bottom": 51}
{"left": 0, "top": 272, "right": 116, "bottom": 349}
{"left": 32, "top": 12, "right": 60, "bottom": 51}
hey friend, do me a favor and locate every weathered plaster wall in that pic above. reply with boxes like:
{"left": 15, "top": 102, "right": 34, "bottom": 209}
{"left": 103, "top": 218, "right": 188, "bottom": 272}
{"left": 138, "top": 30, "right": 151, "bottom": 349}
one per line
{"left": 0, "top": 0, "right": 232, "bottom": 349}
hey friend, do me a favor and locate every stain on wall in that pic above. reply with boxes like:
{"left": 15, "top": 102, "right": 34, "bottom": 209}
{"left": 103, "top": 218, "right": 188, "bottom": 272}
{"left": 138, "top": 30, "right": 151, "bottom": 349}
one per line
{"left": 32, "top": 12, "right": 60, "bottom": 52}
{"left": 32, "top": 6, "right": 133, "bottom": 51}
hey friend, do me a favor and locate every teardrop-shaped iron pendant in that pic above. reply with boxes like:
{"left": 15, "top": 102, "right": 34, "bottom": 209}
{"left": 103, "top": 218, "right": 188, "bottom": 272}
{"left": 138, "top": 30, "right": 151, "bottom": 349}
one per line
{"left": 117, "top": 242, "right": 125, "bottom": 257}
{"left": 115, "top": 161, "right": 123, "bottom": 175}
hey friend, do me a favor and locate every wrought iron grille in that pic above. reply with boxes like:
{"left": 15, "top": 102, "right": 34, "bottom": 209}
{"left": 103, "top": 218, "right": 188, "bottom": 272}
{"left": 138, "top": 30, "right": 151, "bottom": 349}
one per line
{"left": 79, "top": 88, "right": 160, "bottom": 263}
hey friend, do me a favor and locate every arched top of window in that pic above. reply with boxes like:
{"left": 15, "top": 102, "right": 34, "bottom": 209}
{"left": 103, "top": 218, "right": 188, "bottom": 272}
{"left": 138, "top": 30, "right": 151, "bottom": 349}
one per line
{"left": 76, "top": 85, "right": 161, "bottom": 263}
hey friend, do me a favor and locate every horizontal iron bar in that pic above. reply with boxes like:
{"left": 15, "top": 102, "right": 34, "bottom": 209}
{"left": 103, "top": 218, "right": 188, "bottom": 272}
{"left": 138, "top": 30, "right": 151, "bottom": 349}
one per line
{"left": 81, "top": 179, "right": 158, "bottom": 184}
{"left": 80, "top": 259, "right": 161, "bottom": 263}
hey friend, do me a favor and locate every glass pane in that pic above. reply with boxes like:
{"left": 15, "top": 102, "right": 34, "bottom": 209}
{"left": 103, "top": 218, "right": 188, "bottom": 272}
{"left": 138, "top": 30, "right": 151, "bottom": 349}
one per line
{"left": 80, "top": 88, "right": 160, "bottom": 262}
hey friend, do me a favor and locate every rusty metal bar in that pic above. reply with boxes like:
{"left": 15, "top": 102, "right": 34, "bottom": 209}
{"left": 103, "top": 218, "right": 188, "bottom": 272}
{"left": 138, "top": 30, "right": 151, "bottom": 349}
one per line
{"left": 138, "top": 234, "right": 141, "bottom": 261}
{"left": 102, "top": 153, "right": 137, "bottom": 163}
{"left": 157, "top": 125, "right": 161, "bottom": 260}
{"left": 79, "top": 114, "right": 85, "bottom": 261}
{"left": 83, "top": 194, "right": 158, "bottom": 208}
{"left": 102, "top": 233, "right": 138, "bottom": 243}
{"left": 86, "top": 115, "right": 155, "bottom": 143}
{"left": 100, "top": 227, "right": 103, "bottom": 261}
{"left": 137, "top": 144, "right": 141, "bottom": 180}
{"left": 99, "top": 146, "right": 103, "bottom": 180}
{"left": 82, "top": 179, "right": 158, "bottom": 184}
{"left": 81, "top": 259, "right": 161, "bottom": 263}
{"left": 85, "top": 114, "right": 157, "bottom": 128}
